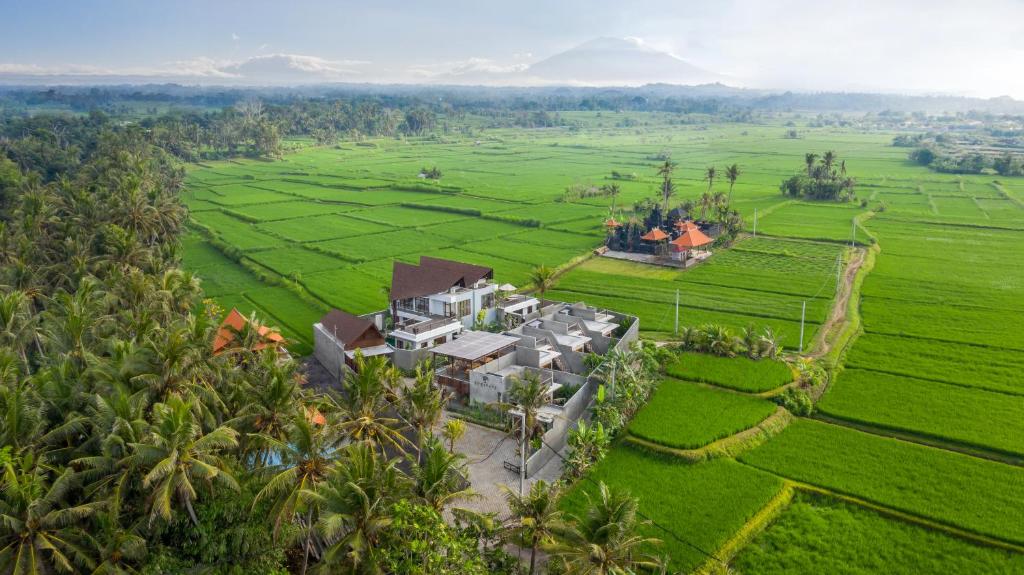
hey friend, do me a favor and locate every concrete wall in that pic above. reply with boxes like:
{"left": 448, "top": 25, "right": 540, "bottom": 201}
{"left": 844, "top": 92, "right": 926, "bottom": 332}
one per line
{"left": 313, "top": 323, "right": 345, "bottom": 379}
{"left": 392, "top": 347, "right": 430, "bottom": 371}
{"left": 525, "top": 375, "right": 593, "bottom": 477}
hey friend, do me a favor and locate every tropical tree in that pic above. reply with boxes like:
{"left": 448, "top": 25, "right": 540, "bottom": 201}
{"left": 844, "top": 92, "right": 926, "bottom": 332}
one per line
{"left": 656, "top": 160, "right": 676, "bottom": 221}
{"left": 0, "top": 456, "right": 102, "bottom": 574}
{"left": 822, "top": 150, "right": 837, "bottom": 178}
{"left": 530, "top": 265, "right": 555, "bottom": 302}
{"left": 411, "top": 437, "right": 474, "bottom": 511}
{"left": 304, "top": 443, "right": 409, "bottom": 574}
{"left": 501, "top": 372, "right": 551, "bottom": 449}
{"left": 255, "top": 410, "right": 336, "bottom": 574}
{"left": 602, "top": 183, "right": 622, "bottom": 213}
{"left": 725, "top": 163, "right": 740, "bottom": 210}
{"left": 399, "top": 358, "right": 447, "bottom": 460}
{"left": 442, "top": 418, "right": 466, "bottom": 453}
{"left": 548, "top": 482, "right": 663, "bottom": 575}
{"left": 126, "top": 395, "right": 239, "bottom": 526}
{"left": 805, "top": 153, "right": 818, "bottom": 177}
{"left": 502, "top": 480, "right": 563, "bottom": 575}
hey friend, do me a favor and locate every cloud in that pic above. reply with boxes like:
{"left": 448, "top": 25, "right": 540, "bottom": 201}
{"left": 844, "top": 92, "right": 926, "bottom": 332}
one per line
{"left": 0, "top": 53, "right": 371, "bottom": 84}
{"left": 231, "top": 32, "right": 240, "bottom": 41}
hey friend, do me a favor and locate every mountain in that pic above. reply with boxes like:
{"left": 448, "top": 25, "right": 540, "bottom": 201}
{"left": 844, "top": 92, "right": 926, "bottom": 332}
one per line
{"left": 524, "top": 37, "right": 721, "bottom": 86}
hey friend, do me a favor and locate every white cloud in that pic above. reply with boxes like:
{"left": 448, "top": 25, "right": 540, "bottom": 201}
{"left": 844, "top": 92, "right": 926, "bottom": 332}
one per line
{"left": 231, "top": 32, "right": 240, "bottom": 41}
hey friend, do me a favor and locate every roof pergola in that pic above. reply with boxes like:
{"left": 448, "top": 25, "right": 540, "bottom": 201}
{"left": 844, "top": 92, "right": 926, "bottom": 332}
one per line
{"left": 432, "top": 331, "right": 520, "bottom": 362}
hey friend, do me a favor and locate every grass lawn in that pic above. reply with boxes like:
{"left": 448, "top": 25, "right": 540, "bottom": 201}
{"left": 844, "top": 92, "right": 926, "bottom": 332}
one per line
{"left": 628, "top": 379, "right": 777, "bottom": 449}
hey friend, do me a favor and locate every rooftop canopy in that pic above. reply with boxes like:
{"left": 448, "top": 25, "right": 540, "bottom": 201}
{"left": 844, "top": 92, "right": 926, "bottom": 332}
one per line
{"left": 640, "top": 228, "right": 669, "bottom": 241}
{"left": 605, "top": 218, "right": 622, "bottom": 228}
{"left": 431, "top": 330, "right": 520, "bottom": 361}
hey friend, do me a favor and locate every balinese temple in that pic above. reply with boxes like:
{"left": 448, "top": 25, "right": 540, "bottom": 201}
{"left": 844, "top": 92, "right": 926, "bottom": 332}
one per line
{"left": 670, "top": 221, "right": 713, "bottom": 260}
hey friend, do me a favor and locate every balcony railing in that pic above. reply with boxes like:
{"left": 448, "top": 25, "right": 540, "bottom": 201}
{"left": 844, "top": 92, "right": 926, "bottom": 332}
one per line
{"left": 394, "top": 315, "right": 460, "bottom": 336}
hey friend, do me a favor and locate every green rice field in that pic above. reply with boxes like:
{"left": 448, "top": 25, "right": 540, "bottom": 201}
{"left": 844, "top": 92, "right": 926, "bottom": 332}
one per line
{"left": 627, "top": 379, "right": 778, "bottom": 449}
{"left": 181, "top": 113, "right": 1024, "bottom": 573}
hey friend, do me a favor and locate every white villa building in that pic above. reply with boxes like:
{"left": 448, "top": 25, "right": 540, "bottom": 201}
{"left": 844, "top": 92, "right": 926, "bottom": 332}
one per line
{"left": 389, "top": 257, "right": 501, "bottom": 368}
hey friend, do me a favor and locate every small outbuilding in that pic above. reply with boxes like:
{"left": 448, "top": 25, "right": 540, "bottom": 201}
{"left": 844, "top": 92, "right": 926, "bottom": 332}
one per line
{"left": 212, "top": 308, "right": 288, "bottom": 359}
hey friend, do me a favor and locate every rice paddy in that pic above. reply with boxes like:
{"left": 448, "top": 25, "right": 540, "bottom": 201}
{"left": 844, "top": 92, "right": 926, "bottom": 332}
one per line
{"left": 181, "top": 113, "right": 1024, "bottom": 573}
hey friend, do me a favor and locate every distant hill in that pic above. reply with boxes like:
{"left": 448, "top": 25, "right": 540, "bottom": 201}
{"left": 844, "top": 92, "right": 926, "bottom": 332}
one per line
{"left": 524, "top": 37, "right": 722, "bottom": 86}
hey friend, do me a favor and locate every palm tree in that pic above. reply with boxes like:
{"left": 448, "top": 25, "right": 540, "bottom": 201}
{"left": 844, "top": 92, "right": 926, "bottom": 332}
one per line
{"left": 822, "top": 150, "right": 837, "bottom": 179}
{"left": 255, "top": 409, "right": 336, "bottom": 575}
{"left": 698, "top": 192, "right": 714, "bottom": 222}
{"left": 602, "top": 183, "right": 622, "bottom": 213}
{"left": 501, "top": 372, "right": 551, "bottom": 449}
{"left": 0, "top": 457, "right": 102, "bottom": 574}
{"left": 657, "top": 160, "right": 676, "bottom": 222}
{"left": 303, "top": 443, "right": 408, "bottom": 574}
{"left": 804, "top": 153, "right": 818, "bottom": 177}
{"left": 442, "top": 418, "right": 466, "bottom": 453}
{"left": 725, "top": 163, "right": 740, "bottom": 211}
{"left": 399, "top": 358, "right": 447, "bottom": 460}
{"left": 530, "top": 265, "right": 555, "bottom": 302}
{"left": 548, "top": 482, "right": 663, "bottom": 575}
{"left": 704, "top": 166, "right": 716, "bottom": 196}
{"left": 502, "top": 479, "right": 563, "bottom": 575}
{"left": 229, "top": 352, "right": 302, "bottom": 465}
{"left": 412, "top": 437, "right": 474, "bottom": 511}
{"left": 126, "top": 395, "right": 239, "bottom": 526}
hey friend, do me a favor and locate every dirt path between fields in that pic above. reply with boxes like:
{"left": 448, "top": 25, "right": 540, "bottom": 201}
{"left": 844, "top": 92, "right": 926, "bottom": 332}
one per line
{"left": 804, "top": 247, "right": 865, "bottom": 360}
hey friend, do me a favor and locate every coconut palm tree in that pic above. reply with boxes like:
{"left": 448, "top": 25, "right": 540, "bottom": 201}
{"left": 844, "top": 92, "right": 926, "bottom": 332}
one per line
{"left": 602, "top": 183, "right": 622, "bottom": 213}
{"left": 698, "top": 192, "right": 714, "bottom": 222}
{"left": 530, "top": 265, "right": 555, "bottom": 302}
{"left": 411, "top": 437, "right": 474, "bottom": 511}
{"left": 126, "top": 395, "right": 239, "bottom": 526}
{"left": 399, "top": 358, "right": 447, "bottom": 460}
{"left": 704, "top": 166, "right": 716, "bottom": 196}
{"left": 548, "top": 482, "right": 663, "bottom": 575}
{"left": 822, "top": 150, "right": 837, "bottom": 179}
{"left": 725, "top": 163, "right": 740, "bottom": 211}
{"left": 502, "top": 479, "right": 563, "bottom": 575}
{"left": 805, "top": 153, "right": 818, "bottom": 177}
{"left": 656, "top": 160, "right": 676, "bottom": 222}
{"left": 303, "top": 443, "right": 408, "bottom": 574}
{"left": 442, "top": 418, "right": 466, "bottom": 453}
{"left": 501, "top": 372, "right": 552, "bottom": 448}
{"left": 0, "top": 457, "right": 102, "bottom": 574}
{"left": 255, "top": 409, "right": 336, "bottom": 574}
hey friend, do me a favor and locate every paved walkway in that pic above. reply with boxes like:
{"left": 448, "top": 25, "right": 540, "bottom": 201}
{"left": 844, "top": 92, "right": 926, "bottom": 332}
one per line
{"left": 602, "top": 249, "right": 710, "bottom": 269}
{"left": 439, "top": 412, "right": 565, "bottom": 519}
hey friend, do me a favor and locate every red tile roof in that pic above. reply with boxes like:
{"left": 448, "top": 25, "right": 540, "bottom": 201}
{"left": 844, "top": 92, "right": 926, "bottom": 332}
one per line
{"left": 640, "top": 228, "right": 669, "bottom": 241}
{"left": 212, "top": 309, "right": 285, "bottom": 356}
{"left": 390, "top": 256, "right": 493, "bottom": 302}
{"left": 671, "top": 225, "right": 713, "bottom": 249}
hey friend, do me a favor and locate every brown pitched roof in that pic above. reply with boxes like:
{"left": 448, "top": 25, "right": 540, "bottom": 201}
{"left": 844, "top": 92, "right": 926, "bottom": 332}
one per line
{"left": 212, "top": 308, "right": 286, "bottom": 356}
{"left": 319, "top": 309, "right": 382, "bottom": 347}
{"left": 390, "top": 256, "right": 493, "bottom": 302}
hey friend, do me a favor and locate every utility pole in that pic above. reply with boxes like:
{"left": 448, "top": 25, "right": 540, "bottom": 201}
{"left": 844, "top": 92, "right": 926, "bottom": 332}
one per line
{"left": 674, "top": 289, "right": 680, "bottom": 336}
{"left": 850, "top": 218, "right": 856, "bottom": 247}
{"left": 835, "top": 253, "right": 842, "bottom": 295}
{"left": 798, "top": 301, "right": 807, "bottom": 354}
{"left": 753, "top": 208, "right": 758, "bottom": 237}
{"left": 519, "top": 410, "right": 526, "bottom": 497}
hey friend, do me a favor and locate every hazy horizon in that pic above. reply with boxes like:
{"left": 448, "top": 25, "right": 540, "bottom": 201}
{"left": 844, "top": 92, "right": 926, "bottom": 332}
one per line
{"left": 2, "top": 0, "right": 1022, "bottom": 98}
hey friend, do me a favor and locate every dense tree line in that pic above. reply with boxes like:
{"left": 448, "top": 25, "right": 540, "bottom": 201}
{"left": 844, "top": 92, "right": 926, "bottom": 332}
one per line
{"left": 0, "top": 116, "right": 671, "bottom": 573}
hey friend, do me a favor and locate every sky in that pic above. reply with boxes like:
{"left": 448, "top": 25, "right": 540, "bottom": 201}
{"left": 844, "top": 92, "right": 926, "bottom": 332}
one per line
{"left": 1, "top": 0, "right": 1023, "bottom": 97}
